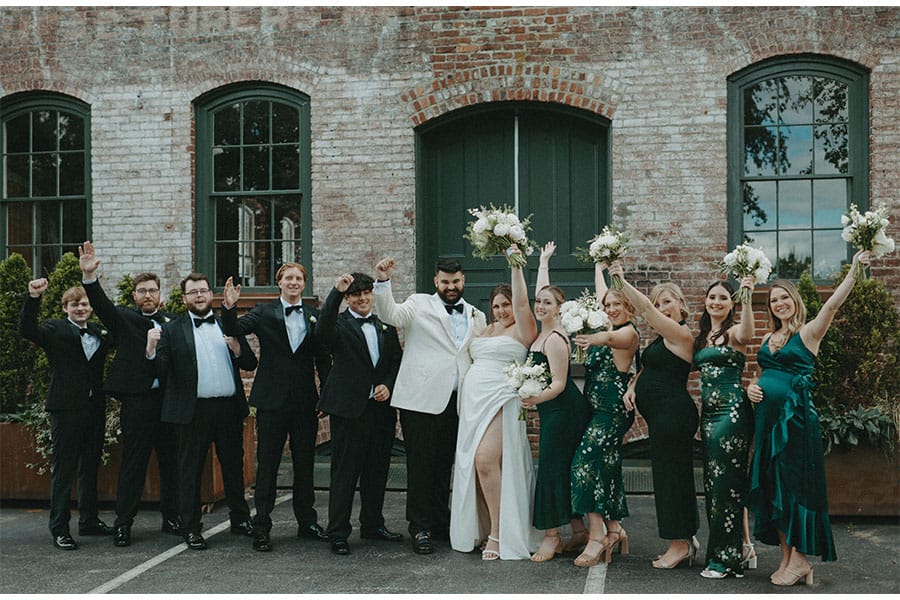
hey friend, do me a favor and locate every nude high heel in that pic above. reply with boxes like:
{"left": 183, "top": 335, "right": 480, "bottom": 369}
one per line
{"left": 604, "top": 527, "right": 629, "bottom": 563}
{"left": 573, "top": 537, "right": 606, "bottom": 567}
{"left": 772, "top": 565, "right": 814, "bottom": 586}
{"left": 742, "top": 542, "right": 758, "bottom": 570}
{"left": 530, "top": 535, "right": 563, "bottom": 563}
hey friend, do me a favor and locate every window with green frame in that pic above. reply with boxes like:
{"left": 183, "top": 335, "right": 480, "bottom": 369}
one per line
{"left": 1, "top": 92, "right": 91, "bottom": 276}
{"left": 727, "top": 55, "right": 869, "bottom": 281}
{"left": 195, "top": 84, "right": 311, "bottom": 289}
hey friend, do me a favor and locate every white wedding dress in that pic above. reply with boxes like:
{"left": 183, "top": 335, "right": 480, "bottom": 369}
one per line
{"left": 450, "top": 335, "right": 539, "bottom": 559}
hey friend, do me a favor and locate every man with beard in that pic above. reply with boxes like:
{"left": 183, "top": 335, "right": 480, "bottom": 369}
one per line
{"left": 372, "top": 258, "right": 486, "bottom": 554}
{"left": 146, "top": 273, "right": 257, "bottom": 550}
{"left": 78, "top": 241, "right": 181, "bottom": 546}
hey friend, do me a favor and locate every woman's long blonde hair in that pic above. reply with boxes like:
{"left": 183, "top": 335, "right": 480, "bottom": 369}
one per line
{"left": 648, "top": 282, "right": 689, "bottom": 321}
{"left": 766, "top": 279, "right": 807, "bottom": 334}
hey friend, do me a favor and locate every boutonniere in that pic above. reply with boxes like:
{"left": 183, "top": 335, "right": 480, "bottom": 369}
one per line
{"left": 470, "top": 307, "right": 477, "bottom": 319}
{"left": 308, "top": 315, "right": 317, "bottom": 324}
{"left": 380, "top": 323, "right": 388, "bottom": 332}
{"left": 163, "top": 316, "right": 171, "bottom": 323}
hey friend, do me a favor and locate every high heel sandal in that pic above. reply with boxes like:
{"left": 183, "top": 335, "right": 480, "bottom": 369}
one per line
{"left": 573, "top": 537, "right": 606, "bottom": 567}
{"left": 741, "top": 542, "right": 757, "bottom": 570}
{"left": 651, "top": 539, "right": 696, "bottom": 569}
{"left": 530, "top": 535, "right": 563, "bottom": 563}
{"left": 771, "top": 565, "right": 813, "bottom": 586}
{"left": 481, "top": 535, "right": 500, "bottom": 561}
{"left": 603, "top": 527, "right": 629, "bottom": 563}
{"left": 563, "top": 529, "right": 588, "bottom": 554}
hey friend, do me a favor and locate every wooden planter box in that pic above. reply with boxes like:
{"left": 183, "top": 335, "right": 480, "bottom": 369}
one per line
{"left": 0, "top": 418, "right": 257, "bottom": 508}
{"left": 825, "top": 444, "right": 899, "bottom": 517}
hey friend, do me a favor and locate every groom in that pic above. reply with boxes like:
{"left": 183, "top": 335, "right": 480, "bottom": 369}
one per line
{"left": 373, "top": 257, "right": 486, "bottom": 554}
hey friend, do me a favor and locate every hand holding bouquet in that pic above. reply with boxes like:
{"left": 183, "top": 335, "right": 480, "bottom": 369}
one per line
{"left": 841, "top": 202, "right": 895, "bottom": 279}
{"left": 465, "top": 205, "right": 536, "bottom": 268}
{"left": 718, "top": 244, "right": 772, "bottom": 304}
{"left": 504, "top": 353, "right": 550, "bottom": 420}
{"left": 559, "top": 290, "right": 611, "bottom": 363}
{"left": 579, "top": 225, "right": 629, "bottom": 288}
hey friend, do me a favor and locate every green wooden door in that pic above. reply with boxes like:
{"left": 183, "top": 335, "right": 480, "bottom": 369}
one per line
{"left": 417, "top": 104, "right": 609, "bottom": 313}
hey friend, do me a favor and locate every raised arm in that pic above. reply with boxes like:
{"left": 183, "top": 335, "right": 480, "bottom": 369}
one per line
{"left": 535, "top": 241, "right": 555, "bottom": 296}
{"left": 372, "top": 257, "right": 419, "bottom": 328}
{"left": 79, "top": 242, "right": 124, "bottom": 333}
{"left": 801, "top": 250, "right": 870, "bottom": 353}
{"left": 19, "top": 279, "right": 50, "bottom": 346}
{"left": 509, "top": 245, "right": 538, "bottom": 347}
{"left": 728, "top": 276, "right": 756, "bottom": 350}
{"left": 594, "top": 261, "right": 609, "bottom": 302}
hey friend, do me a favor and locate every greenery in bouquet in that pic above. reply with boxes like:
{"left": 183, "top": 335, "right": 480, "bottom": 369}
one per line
{"left": 577, "top": 225, "right": 629, "bottom": 289}
{"left": 504, "top": 352, "right": 549, "bottom": 420}
{"left": 718, "top": 243, "right": 772, "bottom": 304}
{"left": 841, "top": 202, "right": 895, "bottom": 279}
{"left": 465, "top": 205, "right": 537, "bottom": 268}
{"left": 559, "top": 290, "right": 610, "bottom": 363}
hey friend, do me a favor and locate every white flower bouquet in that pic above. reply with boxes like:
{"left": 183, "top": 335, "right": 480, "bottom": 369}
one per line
{"left": 559, "top": 290, "right": 610, "bottom": 363}
{"left": 718, "top": 243, "right": 772, "bottom": 304}
{"left": 841, "top": 202, "right": 895, "bottom": 279}
{"left": 504, "top": 353, "right": 550, "bottom": 420}
{"left": 579, "top": 225, "right": 629, "bottom": 288}
{"left": 465, "top": 205, "right": 536, "bottom": 268}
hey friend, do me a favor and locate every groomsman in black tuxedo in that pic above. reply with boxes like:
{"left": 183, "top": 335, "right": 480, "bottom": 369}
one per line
{"left": 78, "top": 242, "right": 181, "bottom": 546}
{"left": 147, "top": 272, "right": 257, "bottom": 551}
{"left": 19, "top": 279, "right": 115, "bottom": 550}
{"left": 317, "top": 273, "right": 403, "bottom": 556}
{"left": 221, "top": 263, "right": 332, "bottom": 552}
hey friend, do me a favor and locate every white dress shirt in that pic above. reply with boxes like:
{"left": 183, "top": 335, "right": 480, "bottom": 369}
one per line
{"left": 281, "top": 298, "right": 307, "bottom": 352}
{"left": 191, "top": 312, "right": 237, "bottom": 399}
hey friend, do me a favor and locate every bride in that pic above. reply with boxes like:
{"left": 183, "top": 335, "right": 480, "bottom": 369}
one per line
{"left": 450, "top": 245, "right": 540, "bottom": 560}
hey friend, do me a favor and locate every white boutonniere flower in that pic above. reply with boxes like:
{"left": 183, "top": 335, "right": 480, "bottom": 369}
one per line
{"left": 380, "top": 323, "right": 388, "bottom": 332}
{"left": 100, "top": 328, "right": 109, "bottom": 337}
{"left": 163, "top": 316, "right": 171, "bottom": 323}
{"left": 308, "top": 315, "right": 317, "bottom": 324}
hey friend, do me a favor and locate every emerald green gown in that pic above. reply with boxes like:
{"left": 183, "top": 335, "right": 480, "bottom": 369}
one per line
{"left": 695, "top": 345, "right": 753, "bottom": 575}
{"left": 570, "top": 326, "right": 636, "bottom": 519}
{"left": 747, "top": 333, "right": 836, "bottom": 561}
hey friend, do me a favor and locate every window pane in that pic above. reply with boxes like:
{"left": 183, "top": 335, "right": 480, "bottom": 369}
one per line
{"left": 744, "top": 81, "right": 778, "bottom": 126}
{"left": 32, "top": 110, "right": 57, "bottom": 152}
{"left": 272, "top": 102, "right": 299, "bottom": 143}
{"left": 243, "top": 100, "right": 269, "bottom": 145}
{"left": 62, "top": 199, "right": 87, "bottom": 243}
{"left": 814, "top": 123, "right": 848, "bottom": 175}
{"left": 242, "top": 146, "right": 270, "bottom": 191}
{"left": 744, "top": 126, "right": 780, "bottom": 177}
{"left": 59, "top": 152, "right": 84, "bottom": 196}
{"left": 743, "top": 181, "right": 775, "bottom": 230}
{"left": 6, "top": 202, "right": 33, "bottom": 246}
{"left": 7, "top": 247, "right": 33, "bottom": 269}
{"left": 5, "top": 113, "right": 30, "bottom": 153}
{"left": 813, "top": 179, "right": 847, "bottom": 228}
{"left": 37, "top": 201, "right": 61, "bottom": 247}
{"left": 813, "top": 229, "right": 845, "bottom": 280}
{"left": 778, "top": 76, "right": 813, "bottom": 125}
{"left": 58, "top": 112, "right": 84, "bottom": 151}
{"left": 213, "top": 147, "right": 240, "bottom": 192}
{"left": 31, "top": 153, "right": 58, "bottom": 197}
{"left": 272, "top": 145, "right": 299, "bottom": 190}
{"left": 777, "top": 230, "right": 811, "bottom": 279}
{"left": 215, "top": 241, "right": 238, "bottom": 287}
{"left": 778, "top": 180, "right": 810, "bottom": 228}
{"left": 780, "top": 125, "right": 813, "bottom": 175}
{"left": 215, "top": 196, "right": 240, "bottom": 241}
{"left": 814, "top": 78, "right": 848, "bottom": 124}
{"left": 5, "top": 154, "right": 30, "bottom": 197}
{"left": 743, "top": 230, "right": 776, "bottom": 261}
{"left": 38, "top": 245, "right": 60, "bottom": 278}
{"left": 214, "top": 103, "right": 241, "bottom": 146}
{"left": 239, "top": 197, "right": 268, "bottom": 241}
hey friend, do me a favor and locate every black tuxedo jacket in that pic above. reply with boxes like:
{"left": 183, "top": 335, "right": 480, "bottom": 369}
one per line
{"left": 84, "top": 280, "right": 175, "bottom": 397}
{"left": 316, "top": 288, "right": 402, "bottom": 419}
{"left": 154, "top": 314, "right": 257, "bottom": 425}
{"left": 222, "top": 299, "right": 331, "bottom": 411}
{"left": 19, "top": 295, "right": 113, "bottom": 412}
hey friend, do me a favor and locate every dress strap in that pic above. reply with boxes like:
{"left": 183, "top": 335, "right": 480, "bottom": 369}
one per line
{"left": 540, "top": 329, "right": 570, "bottom": 353}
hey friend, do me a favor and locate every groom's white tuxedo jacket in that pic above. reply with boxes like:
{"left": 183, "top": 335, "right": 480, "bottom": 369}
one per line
{"left": 373, "top": 282, "right": 486, "bottom": 415}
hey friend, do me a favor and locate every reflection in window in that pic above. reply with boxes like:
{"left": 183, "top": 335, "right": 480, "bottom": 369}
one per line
{"left": 1, "top": 94, "right": 90, "bottom": 276}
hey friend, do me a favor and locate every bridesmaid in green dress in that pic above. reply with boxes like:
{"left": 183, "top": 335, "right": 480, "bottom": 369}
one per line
{"left": 569, "top": 261, "right": 640, "bottom": 567}
{"left": 519, "top": 242, "right": 591, "bottom": 562}
{"left": 693, "top": 277, "right": 756, "bottom": 579}
{"left": 746, "top": 250, "right": 871, "bottom": 587}
{"left": 609, "top": 261, "right": 700, "bottom": 570}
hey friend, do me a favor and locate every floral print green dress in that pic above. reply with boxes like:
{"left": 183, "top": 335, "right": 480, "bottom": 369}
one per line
{"left": 570, "top": 325, "right": 636, "bottom": 519}
{"left": 695, "top": 344, "right": 753, "bottom": 576}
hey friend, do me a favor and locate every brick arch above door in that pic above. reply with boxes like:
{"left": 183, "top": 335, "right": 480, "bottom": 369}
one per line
{"left": 400, "top": 65, "right": 623, "bottom": 126}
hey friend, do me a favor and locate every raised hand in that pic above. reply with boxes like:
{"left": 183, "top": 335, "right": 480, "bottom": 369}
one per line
{"left": 334, "top": 273, "right": 354, "bottom": 293}
{"left": 374, "top": 258, "right": 395, "bottom": 281}
{"left": 222, "top": 276, "right": 241, "bottom": 308}
{"left": 539, "top": 241, "right": 556, "bottom": 265}
{"left": 608, "top": 260, "right": 625, "bottom": 279}
{"left": 78, "top": 241, "right": 101, "bottom": 278}
{"left": 28, "top": 278, "right": 49, "bottom": 298}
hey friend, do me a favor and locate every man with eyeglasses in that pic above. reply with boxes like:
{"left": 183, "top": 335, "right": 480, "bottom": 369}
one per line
{"left": 79, "top": 242, "right": 181, "bottom": 547}
{"left": 146, "top": 272, "right": 257, "bottom": 550}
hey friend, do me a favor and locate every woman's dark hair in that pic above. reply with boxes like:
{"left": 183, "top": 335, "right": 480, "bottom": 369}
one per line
{"left": 488, "top": 283, "right": 512, "bottom": 323}
{"left": 694, "top": 280, "right": 736, "bottom": 354}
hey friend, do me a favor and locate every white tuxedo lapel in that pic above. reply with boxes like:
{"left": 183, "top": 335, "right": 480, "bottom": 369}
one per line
{"left": 429, "top": 294, "right": 455, "bottom": 343}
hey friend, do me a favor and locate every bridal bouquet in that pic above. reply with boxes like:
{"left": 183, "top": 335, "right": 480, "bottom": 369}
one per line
{"left": 504, "top": 353, "right": 550, "bottom": 420}
{"left": 465, "top": 205, "right": 536, "bottom": 268}
{"left": 579, "top": 225, "right": 630, "bottom": 289}
{"left": 559, "top": 290, "right": 610, "bottom": 363}
{"left": 718, "top": 243, "right": 773, "bottom": 304}
{"left": 841, "top": 202, "right": 895, "bottom": 279}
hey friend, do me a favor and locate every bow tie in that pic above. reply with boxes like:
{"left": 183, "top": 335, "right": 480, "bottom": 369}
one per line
{"left": 78, "top": 328, "right": 91, "bottom": 337}
{"left": 144, "top": 312, "right": 165, "bottom": 324}
{"left": 356, "top": 315, "right": 376, "bottom": 325}
{"left": 193, "top": 315, "right": 216, "bottom": 328}
{"left": 285, "top": 304, "right": 303, "bottom": 316}
{"left": 444, "top": 303, "right": 465, "bottom": 315}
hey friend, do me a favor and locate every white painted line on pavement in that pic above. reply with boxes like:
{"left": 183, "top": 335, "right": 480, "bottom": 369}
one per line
{"left": 89, "top": 493, "right": 294, "bottom": 594}
{"left": 582, "top": 561, "right": 607, "bottom": 594}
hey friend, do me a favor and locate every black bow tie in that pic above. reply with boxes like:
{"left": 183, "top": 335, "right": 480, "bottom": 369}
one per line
{"left": 193, "top": 315, "right": 216, "bottom": 328}
{"left": 356, "top": 315, "right": 376, "bottom": 325}
{"left": 445, "top": 303, "right": 465, "bottom": 315}
{"left": 285, "top": 304, "right": 303, "bottom": 316}
{"left": 79, "top": 328, "right": 91, "bottom": 337}
{"left": 145, "top": 312, "right": 165, "bottom": 324}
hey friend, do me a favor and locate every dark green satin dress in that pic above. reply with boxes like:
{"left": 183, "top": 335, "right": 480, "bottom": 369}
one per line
{"left": 634, "top": 332, "right": 699, "bottom": 540}
{"left": 695, "top": 345, "right": 753, "bottom": 575}
{"left": 570, "top": 326, "right": 636, "bottom": 520}
{"left": 747, "top": 333, "right": 836, "bottom": 561}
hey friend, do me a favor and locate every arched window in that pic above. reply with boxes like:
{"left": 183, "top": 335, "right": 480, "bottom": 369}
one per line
{"left": 194, "top": 83, "right": 311, "bottom": 289}
{"left": 1, "top": 92, "right": 91, "bottom": 276}
{"left": 727, "top": 55, "right": 869, "bottom": 281}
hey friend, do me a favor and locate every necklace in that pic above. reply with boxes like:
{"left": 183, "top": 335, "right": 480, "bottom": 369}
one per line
{"left": 769, "top": 330, "right": 789, "bottom": 351}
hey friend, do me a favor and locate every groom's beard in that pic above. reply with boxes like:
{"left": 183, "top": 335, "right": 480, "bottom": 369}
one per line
{"left": 437, "top": 287, "right": 463, "bottom": 304}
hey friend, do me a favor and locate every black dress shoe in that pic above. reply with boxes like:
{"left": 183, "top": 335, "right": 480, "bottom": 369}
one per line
{"left": 113, "top": 525, "right": 132, "bottom": 547}
{"left": 230, "top": 519, "right": 255, "bottom": 536}
{"left": 161, "top": 516, "right": 184, "bottom": 535}
{"left": 252, "top": 531, "right": 272, "bottom": 552}
{"left": 184, "top": 532, "right": 207, "bottom": 550}
{"left": 360, "top": 526, "right": 403, "bottom": 542}
{"left": 331, "top": 538, "right": 351, "bottom": 555}
{"left": 79, "top": 519, "right": 115, "bottom": 536}
{"left": 53, "top": 534, "right": 77, "bottom": 550}
{"left": 412, "top": 531, "right": 434, "bottom": 555}
{"left": 297, "top": 523, "right": 328, "bottom": 541}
